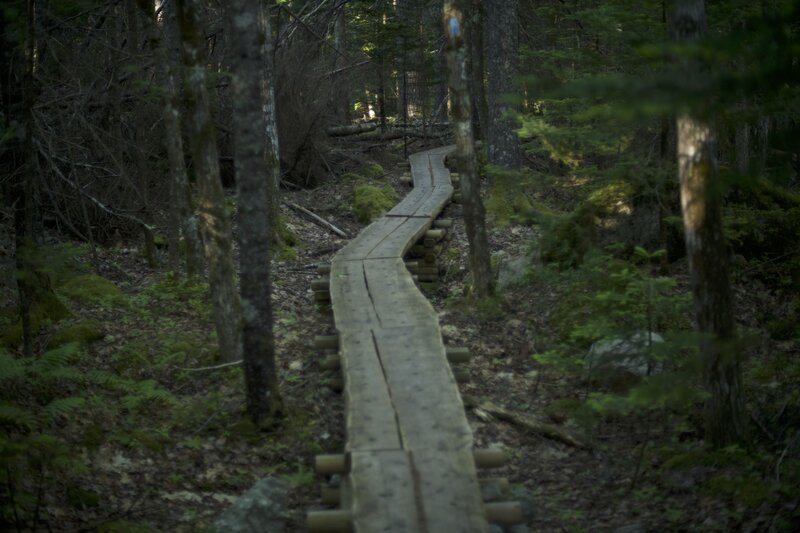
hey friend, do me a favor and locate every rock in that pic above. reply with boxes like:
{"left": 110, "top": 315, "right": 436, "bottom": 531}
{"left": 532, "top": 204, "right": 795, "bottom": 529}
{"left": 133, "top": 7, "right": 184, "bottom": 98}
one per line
{"left": 213, "top": 477, "right": 289, "bottom": 533}
{"left": 586, "top": 331, "right": 665, "bottom": 376}
{"left": 496, "top": 255, "right": 531, "bottom": 291}
{"left": 480, "top": 479, "right": 505, "bottom": 502}
{"left": 510, "top": 485, "right": 535, "bottom": 523}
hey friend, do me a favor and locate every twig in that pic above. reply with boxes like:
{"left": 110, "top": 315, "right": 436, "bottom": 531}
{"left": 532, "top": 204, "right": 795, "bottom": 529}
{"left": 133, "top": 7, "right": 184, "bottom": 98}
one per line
{"left": 182, "top": 360, "right": 242, "bottom": 372}
{"left": 284, "top": 201, "right": 348, "bottom": 238}
{"left": 776, "top": 431, "right": 800, "bottom": 483}
{"left": 462, "top": 395, "right": 590, "bottom": 450}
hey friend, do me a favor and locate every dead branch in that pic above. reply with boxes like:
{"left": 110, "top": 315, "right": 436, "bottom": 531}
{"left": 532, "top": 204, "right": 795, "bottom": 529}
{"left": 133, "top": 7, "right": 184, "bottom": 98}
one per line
{"left": 463, "top": 395, "right": 591, "bottom": 450}
{"left": 284, "top": 201, "right": 348, "bottom": 238}
{"left": 326, "top": 122, "right": 377, "bottom": 136}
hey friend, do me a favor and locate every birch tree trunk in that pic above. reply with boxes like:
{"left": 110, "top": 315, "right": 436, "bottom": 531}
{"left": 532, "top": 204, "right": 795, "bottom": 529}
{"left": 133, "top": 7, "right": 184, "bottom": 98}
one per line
{"left": 674, "top": 0, "right": 747, "bottom": 447}
{"left": 485, "top": 0, "right": 522, "bottom": 170}
{"left": 176, "top": 0, "right": 241, "bottom": 363}
{"left": 227, "top": 0, "right": 284, "bottom": 424}
{"left": 443, "top": 1, "right": 494, "bottom": 298}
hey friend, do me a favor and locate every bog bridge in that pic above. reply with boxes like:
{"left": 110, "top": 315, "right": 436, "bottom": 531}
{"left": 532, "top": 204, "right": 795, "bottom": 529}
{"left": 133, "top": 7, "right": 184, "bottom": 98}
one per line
{"left": 306, "top": 146, "right": 523, "bottom": 532}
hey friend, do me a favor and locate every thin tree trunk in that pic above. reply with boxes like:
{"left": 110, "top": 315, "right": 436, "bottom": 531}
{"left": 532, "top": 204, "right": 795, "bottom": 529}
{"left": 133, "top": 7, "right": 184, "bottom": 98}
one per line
{"left": 177, "top": 0, "right": 241, "bottom": 363}
{"left": 162, "top": 0, "right": 203, "bottom": 278}
{"left": 443, "top": 1, "right": 494, "bottom": 298}
{"left": 262, "top": 3, "right": 282, "bottom": 246}
{"left": 674, "top": 0, "right": 747, "bottom": 448}
{"left": 228, "top": 0, "right": 284, "bottom": 424}
{"left": 467, "top": 0, "right": 488, "bottom": 141}
{"left": 485, "top": 0, "right": 522, "bottom": 170}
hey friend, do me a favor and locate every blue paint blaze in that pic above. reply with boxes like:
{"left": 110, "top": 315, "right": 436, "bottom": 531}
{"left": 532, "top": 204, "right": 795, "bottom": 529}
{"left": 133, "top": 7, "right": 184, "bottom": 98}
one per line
{"left": 449, "top": 16, "right": 460, "bottom": 37}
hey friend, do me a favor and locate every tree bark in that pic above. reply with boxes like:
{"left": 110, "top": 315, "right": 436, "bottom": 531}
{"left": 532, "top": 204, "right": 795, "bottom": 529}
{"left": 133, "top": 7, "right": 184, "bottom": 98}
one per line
{"left": 485, "top": 0, "right": 522, "bottom": 170}
{"left": 227, "top": 0, "right": 284, "bottom": 424}
{"left": 466, "top": 0, "right": 488, "bottom": 141}
{"left": 149, "top": 0, "right": 204, "bottom": 278}
{"left": 443, "top": 1, "right": 494, "bottom": 298}
{"left": 177, "top": 0, "right": 241, "bottom": 363}
{"left": 674, "top": 0, "right": 747, "bottom": 448}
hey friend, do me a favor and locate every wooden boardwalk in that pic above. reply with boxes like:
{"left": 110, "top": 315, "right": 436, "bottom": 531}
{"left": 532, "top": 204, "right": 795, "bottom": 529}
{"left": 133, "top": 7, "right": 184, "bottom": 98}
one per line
{"left": 307, "top": 147, "right": 517, "bottom": 533}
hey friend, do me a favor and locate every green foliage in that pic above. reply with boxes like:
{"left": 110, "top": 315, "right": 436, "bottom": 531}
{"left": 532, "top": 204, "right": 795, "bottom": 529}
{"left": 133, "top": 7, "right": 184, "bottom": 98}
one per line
{"left": 60, "top": 274, "right": 127, "bottom": 307}
{"left": 352, "top": 181, "right": 397, "bottom": 223}
{"left": 362, "top": 162, "right": 385, "bottom": 179}
{"left": 533, "top": 247, "right": 701, "bottom": 421}
{"left": 47, "top": 319, "right": 104, "bottom": 348}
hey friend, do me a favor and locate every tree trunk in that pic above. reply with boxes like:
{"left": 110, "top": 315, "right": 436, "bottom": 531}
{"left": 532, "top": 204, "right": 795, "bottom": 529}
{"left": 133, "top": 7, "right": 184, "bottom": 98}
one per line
{"left": 443, "top": 1, "right": 494, "bottom": 298}
{"left": 177, "top": 0, "right": 241, "bottom": 363}
{"left": 485, "top": 0, "right": 522, "bottom": 170}
{"left": 466, "top": 0, "right": 488, "bottom": 141}
{"left": 674, "top": 0, "right": 747, "bottom": 448}
{"left": 262, "top": 2, "right": 282, "bottom": 246}
{"left": 333, "top": 3, "right": 350, "bottom": 124}
{"left": 227, "top": 0, "right": 284, "bottom": 424}
{"left": 148, "top": 0, "right": 204, "bottom": 278}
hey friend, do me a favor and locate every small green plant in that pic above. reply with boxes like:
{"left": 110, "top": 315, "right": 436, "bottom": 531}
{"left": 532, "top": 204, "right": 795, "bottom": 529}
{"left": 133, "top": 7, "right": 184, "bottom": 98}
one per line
{"left": 362, "top": 162, "right": 385, "bottom": 179}
{"left": 59, "top": 274, "right": 127, "bottom": 307}
{"left": 352, "top": 181, "right": 396, "bottom": 223}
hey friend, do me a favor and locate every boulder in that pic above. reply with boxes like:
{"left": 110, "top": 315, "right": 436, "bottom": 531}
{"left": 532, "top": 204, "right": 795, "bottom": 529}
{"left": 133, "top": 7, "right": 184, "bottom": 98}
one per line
{"left": 586, "top": 332, "right": 665, "bottom": 376}
{"left": 212, "top": 477, "right": 289, "bottom": 533}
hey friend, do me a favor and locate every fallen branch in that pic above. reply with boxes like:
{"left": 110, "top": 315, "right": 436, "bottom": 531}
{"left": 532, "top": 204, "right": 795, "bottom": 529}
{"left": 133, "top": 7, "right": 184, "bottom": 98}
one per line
{"left": 182, "top": 360, "right": 243, "bottom": 372}
{"left": 463, "top": 395, "right": 591, "bottom": 450}
{"left": 326, "top": 122, "right": 377, "bottom": 137}
{"left": 284, "top": 201, "right": 348, "bottom": 238}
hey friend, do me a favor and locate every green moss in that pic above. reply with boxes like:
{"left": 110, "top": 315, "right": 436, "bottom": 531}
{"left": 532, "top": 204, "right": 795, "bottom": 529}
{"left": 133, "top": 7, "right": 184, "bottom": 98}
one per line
{"left": 705, "top": 474, "right": 775, "bottom": 507}
{"left": 48, "top": 319, "right": 104, "bottom": 348}
{"left": 352, "top": 182, "right": 396, "bottom": 223}
{"left": 539, "top": 202, "right": 599, "bottom": 267}
{"left": 60, "top": 275, "right": 127, "bottom": 307}
{"left": 362, "top": 162, "right": 385, "bottom": 179}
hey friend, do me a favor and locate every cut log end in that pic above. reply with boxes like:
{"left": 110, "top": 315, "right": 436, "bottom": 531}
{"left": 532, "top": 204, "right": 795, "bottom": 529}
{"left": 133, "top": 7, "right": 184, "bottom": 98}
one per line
{"left": 474, "top": 448, "right": 508, "bottom": 469}
{"left": 315, "top": 454, "right": 348, "bottom": 475}
{"left": 307, "top": 510, "right": 352, "bottom": 533}
{"left": 485, "top": 501, "right": 524, "bottom": 525}
{"left": 314, "top": 335, "right": 340, "bottom": 351}
{"left": 446, "top": 346, "right": 471, "bottom": 363}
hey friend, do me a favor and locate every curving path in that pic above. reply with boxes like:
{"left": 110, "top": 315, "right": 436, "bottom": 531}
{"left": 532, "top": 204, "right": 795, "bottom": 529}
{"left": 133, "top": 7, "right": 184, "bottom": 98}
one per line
{"left": 308, "top": 146, "right": 494, "bottom": 532}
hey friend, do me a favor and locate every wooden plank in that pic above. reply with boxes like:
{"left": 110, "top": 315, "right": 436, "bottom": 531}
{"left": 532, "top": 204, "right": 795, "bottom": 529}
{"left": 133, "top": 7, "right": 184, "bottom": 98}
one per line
{"left": 373, "top": 325, "right": 474, "bottom": 451}
{"left": 339, "top": 329, "right": 402, "bottom": 451}
{"left": 363, "top": 259, "right": 438, "bottom": 328}
{"left": 411, "top": 447, "right": 488, "bottom": 533}
{"left": 411, "top": 185, "right": 453, "bottom": 219}
{"left": 366, "top": 218, "right": 431, "bottom": 260}
{"left": 409, "top": 153, "right": 433, "bottom": 188}
{"left": 347, "top": 450, "right": 422, "bottom": 533}
{"left": 330, "top": 260, "right": 379, "bottom": 329}
{"left": 386, "top": 186, "right": 433, "bottom": 217}
{"left": 336, "top": 217, "right": 407, "bottom": 261}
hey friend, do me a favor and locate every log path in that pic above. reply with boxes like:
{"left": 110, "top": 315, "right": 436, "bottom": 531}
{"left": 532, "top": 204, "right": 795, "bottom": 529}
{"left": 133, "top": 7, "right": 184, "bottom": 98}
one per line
{"left": 308, "top": 147, "right": 520, "bottom": 532}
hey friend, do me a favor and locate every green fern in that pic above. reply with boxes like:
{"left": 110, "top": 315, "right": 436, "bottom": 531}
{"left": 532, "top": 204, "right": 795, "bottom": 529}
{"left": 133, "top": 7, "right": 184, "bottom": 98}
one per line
{"left": 0, "top": 403, "right": 36, "bottom": 431}
{"left": 42, "top": 397, "right": 87, "bottom": 424}
{"left": 121, "top": 379, "right": 176, "bottom": 412}
{"left": 34, "top": 342, "right": 82, "bottom": 371}
{"left": 0, "top": 351, "right": 25, "bottom": 382}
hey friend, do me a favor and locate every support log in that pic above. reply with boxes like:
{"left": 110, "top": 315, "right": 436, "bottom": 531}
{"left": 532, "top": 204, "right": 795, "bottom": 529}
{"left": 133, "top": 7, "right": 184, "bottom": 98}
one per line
{"left": 306, "top": 510, "right": 352, "bottom": 533}
{"left": 321, "top": 354, "right": 341, "bottom": 371}
{"left": 312, "top": 278, "right": 331, "bottom": 292}
{"left": 446, "top": 346, "right": 471, "bottom": 363}
{"left": 433, "top": 219, "right": 454, "bottom": 229}
{"left": 317, "top": 263, "right": 332, "bottom": 275}
{"left": 315, "top": 454, "right": 348, "bottom": 475}
{"left": 453, "top": 367, "right": 470, "bottom": 383}
{"left": 473, "top": 448, "right": 507, "bottom": 469}
{"left": 314, "top": 335, "right": 340, "bottom": 351}
{"left": 485, "top": 501, "right": 523, "bottom": 525}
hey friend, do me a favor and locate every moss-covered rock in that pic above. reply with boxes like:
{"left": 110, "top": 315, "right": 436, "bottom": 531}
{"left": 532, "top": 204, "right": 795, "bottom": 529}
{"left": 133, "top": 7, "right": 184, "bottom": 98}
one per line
{"left": 352, "top": 182, "right": 396, "bottom": 223}
{"left": 60, "top": 274, "right": 127, "bottom": 307}
{"left": 47, "top": 319, "right": 104, "bottom": 348}
{"left": 362, "top": 162, "right": 385, "bottom": 179}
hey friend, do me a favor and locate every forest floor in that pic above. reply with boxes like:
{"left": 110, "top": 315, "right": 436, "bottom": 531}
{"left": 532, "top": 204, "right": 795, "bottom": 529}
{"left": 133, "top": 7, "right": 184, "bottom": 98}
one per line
{"left": 2, "top": 139, "right": 798, "bottom": 532}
